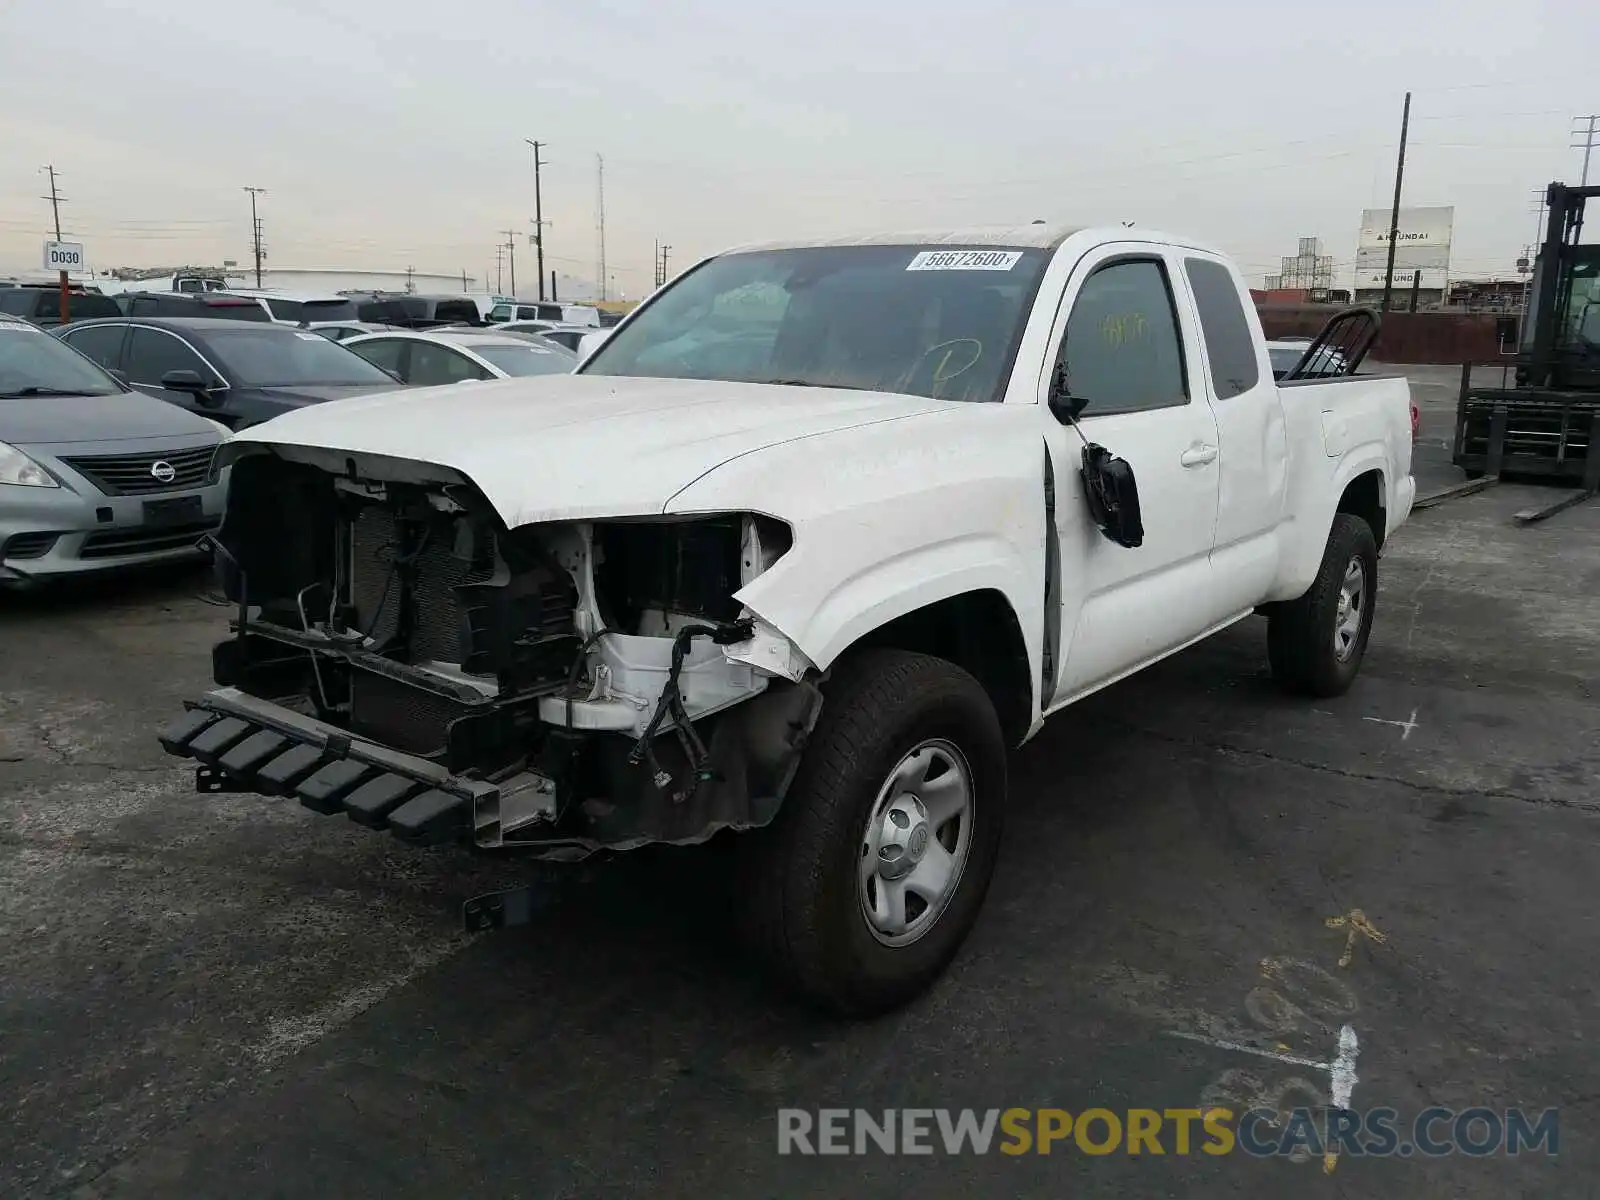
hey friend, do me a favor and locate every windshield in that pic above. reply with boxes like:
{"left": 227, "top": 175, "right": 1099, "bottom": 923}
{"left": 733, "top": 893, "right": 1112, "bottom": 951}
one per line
{"left": 1563, "top": 260, "right": 1600, "bottom": 353}
{"left": 474, "top": 343, "right": 575, "bottom": 377}
{"left": 203, "top": 327, "right": 398, "bottom": 387}
{"left": 581, "top": 244, "right": 1051, "bottom": 402}
{"left": 0, "top": 323, "right": 122, "bottom": 396}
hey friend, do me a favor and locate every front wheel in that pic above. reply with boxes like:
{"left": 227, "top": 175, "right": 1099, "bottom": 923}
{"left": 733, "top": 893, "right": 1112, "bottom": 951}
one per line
{"left": 736, "top": 648, "right": 1007, "bottom": 1016}
{"left": 1268, "top": 513, "right": 1379, "bottom": 697}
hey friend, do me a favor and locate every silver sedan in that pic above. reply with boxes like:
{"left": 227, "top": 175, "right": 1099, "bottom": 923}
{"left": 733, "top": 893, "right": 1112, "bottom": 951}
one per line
{"left": 0, "top": 315, "right": 228, "bottom": 587}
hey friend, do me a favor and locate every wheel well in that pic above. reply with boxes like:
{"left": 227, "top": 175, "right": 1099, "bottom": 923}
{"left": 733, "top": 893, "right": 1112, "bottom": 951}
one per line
{"left": 1337, "top": 470, "right": 1386, "bottom": 549}
{"left": 846, "top": 589, "right": 1032, "bottom": 746}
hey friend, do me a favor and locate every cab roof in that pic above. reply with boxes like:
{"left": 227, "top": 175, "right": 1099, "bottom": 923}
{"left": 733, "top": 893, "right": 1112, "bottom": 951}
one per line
{"left": 727, "top": 223, "right": 1085, "bottom": 255}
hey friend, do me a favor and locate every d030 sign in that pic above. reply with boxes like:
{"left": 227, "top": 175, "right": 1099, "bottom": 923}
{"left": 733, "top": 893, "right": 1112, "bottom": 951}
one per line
{"left": 43, "top": 241, "right": 85, "bottom": 271}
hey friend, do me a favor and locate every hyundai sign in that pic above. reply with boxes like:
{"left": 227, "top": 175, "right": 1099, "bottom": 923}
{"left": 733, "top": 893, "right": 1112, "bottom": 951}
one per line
{"left": 1354, "top": 207, "right": 1453, "bottom": 292}
{"left": 43, "top": 240, "right": 85, "bottom": 272}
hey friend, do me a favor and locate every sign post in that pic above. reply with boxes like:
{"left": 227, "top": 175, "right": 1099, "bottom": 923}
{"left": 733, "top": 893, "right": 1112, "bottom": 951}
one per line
{"left": 43, "top": 241, "right": 85, "bottom": 324}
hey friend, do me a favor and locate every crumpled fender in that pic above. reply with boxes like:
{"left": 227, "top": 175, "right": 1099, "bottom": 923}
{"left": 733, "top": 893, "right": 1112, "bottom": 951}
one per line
{"left": 663, "top": 404, "right": 1048, "bottom": 714}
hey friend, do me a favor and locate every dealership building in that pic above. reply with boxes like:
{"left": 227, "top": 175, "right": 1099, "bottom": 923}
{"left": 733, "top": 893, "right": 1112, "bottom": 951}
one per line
{"left": 1352, "top": 206, "right": 1454, "bottom": 309}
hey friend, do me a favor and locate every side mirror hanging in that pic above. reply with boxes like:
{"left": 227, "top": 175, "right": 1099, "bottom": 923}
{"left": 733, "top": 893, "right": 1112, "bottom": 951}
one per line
{"left": 1081, "top": 444, "right": 1144, "bottom": 549}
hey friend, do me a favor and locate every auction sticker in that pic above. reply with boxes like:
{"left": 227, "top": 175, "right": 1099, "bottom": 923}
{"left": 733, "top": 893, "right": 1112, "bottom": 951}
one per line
{"left": 906, "top": 249, "right": 1023, "bottom": 272}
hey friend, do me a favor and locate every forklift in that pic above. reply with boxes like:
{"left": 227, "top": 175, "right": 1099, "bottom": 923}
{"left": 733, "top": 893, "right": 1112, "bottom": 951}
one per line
{"left": 1453, "top": 181, "right": 1600, "bottom": 494}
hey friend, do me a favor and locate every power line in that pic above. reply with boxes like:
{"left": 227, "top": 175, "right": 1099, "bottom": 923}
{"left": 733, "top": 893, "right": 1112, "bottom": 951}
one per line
{"left": 1380, "top": 91, "right": 1413, "bottom": 313}
{"left": 40, "top": 165, "right": 65, "bottom": 240}
{"left": 1573, "top": 115, "right": 1599, "bottom": 187}
{"left": 501, "top": 228, "right": 518, "bottom": 297}
{"left": 525, "top": 139, "right": 547, "bottom": 300}
{"left": 596, "top": 153, "right": 606, "bottom": 303}
{"left": 243, "top": 186, "right": 267, "bottom": 287}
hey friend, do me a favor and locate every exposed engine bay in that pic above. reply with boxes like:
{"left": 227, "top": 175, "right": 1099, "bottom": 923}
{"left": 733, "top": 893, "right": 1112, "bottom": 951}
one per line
{"left": 188, "top": 451, "right": 822, "bottom": 855}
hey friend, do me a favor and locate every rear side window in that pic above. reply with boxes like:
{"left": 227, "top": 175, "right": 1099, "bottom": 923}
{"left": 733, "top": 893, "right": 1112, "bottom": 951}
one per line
{"left": 61, "top": 324, "right": 128, "bottom": 369}
{"left": 300, "top": 299, "right": 357, "bottom": 322}
{"left": 1184, "top": 257, "right": 1259, "bottom": 400}
{"left": 68, "top": 294, "right": 120, "bottom": 319}
{"left": 348, "top": 337, "right": 407, "bottom": 374}
{"left": 0, "top": 291, "right": 35, "bottom": 315}
{"left": 431, "top": 300, "right": 481, "bottom": 325}
{"left": 265, "top": 298, "right": 303, "bottom": 322}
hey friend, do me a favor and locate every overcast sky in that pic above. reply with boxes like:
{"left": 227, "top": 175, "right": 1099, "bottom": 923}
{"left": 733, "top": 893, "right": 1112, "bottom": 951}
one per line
{"left": 2, "top": 0, "right": 1596, "bottom": 296}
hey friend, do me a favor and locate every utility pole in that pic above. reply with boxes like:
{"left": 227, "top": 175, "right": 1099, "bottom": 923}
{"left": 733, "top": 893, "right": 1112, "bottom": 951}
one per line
{"left": 461, "top": 269, "right": 469, "bottom": 291}
{"left": 502, "top": 228, "right": 517, "bottom": 297}
{"left": 42, "top": 164, "right": 64, "bottom": 239}
{"left": 243, "top": 186, "right": 267, "bottom": 287}
{"left": 524, "top": 139, "right": 547, "bottom": 300}
{"left": 1572, "top": 115, "right": 1599, "bottom": 187}
{"left": 41, "top": 165, "right": 68, "bottom": 322}
{"left": 405, "top": 265, "right": 416, "bottom": 294}
{"left": 659, "top": 243, "right": 672, "bottom": 287}
{"left": 653, "top": 239, "right": 660, "bottom": 287}
{"left": 1380, "top": 91, "right": 1412, "bottom": 314}
{"left": 494, "top": 243, "right": 505, "bottom": 294}
{"left": 596, "top": 153, "right": 607, "bottom": 303}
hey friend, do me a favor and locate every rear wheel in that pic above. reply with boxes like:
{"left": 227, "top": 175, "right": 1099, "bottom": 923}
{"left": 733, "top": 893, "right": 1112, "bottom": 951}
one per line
{"left": 1268, "top": 513, "right": 1379, "bottom": 697}
{"left": 737, "top": 648, "right": 1007, "bottom": 1016}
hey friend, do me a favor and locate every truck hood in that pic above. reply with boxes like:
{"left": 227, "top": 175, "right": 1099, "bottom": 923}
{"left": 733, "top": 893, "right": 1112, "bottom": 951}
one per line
{"left": 228, "top": 374, "right": 949, "bottom": 527}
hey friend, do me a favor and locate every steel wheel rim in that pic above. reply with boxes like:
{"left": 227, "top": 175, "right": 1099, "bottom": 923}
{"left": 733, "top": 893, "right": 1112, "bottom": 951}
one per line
{"left": 1333, "top": 556, "right": 1366, "bottom": 661}
{"left": 857, "top": 738, "right": 974, "bottom": 948}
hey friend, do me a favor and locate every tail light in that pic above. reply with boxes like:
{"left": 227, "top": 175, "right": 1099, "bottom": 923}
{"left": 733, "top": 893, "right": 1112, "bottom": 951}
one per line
{"left": 1410, "top": 404, "right": 1420, "bottom": 439}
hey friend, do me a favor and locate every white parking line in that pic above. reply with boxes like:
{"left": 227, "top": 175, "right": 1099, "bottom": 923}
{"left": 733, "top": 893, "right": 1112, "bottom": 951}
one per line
{"left": 1362, "top": 708, "right": 1419, "bottom": 740}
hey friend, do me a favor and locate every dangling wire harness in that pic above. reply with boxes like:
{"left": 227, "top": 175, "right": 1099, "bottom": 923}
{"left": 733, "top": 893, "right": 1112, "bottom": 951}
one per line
{"left": 626, "top": 618, "right": 753, "bottom": 799}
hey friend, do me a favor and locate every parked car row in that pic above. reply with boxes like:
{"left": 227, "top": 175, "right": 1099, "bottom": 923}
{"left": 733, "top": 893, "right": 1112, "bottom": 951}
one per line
{"left": 342, "top": 329, "right": 577, "bottom": 384}
{"left": 1, "top": 312, "right": 229, "bottom": 586}
{"left": 1, "top": 312, "right": 583, "bottom": 588}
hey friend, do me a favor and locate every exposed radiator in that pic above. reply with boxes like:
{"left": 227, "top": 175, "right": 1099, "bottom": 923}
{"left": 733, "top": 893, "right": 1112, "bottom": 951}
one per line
{"left": 348, "top": 670, "right": 471, "bottom": 759}
{"left": 349, "top": 504, "right": 491, "bottom": 662}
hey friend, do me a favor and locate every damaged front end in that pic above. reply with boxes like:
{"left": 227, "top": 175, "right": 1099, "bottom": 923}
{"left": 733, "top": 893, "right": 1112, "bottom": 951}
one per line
{"left": 160, "top": 449, "right": 822, "bottom": 860}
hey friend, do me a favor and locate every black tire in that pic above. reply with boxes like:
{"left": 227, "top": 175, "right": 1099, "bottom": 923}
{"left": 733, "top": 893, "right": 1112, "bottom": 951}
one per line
{"left": 736, "top": 648, "right": 1007, "bottom": 1017}
{"left": 1462, "top": 468, "right": 1485, "bottom": 481}
{"left": 1268, "top": 513, "right": 1379, "bottom": 697}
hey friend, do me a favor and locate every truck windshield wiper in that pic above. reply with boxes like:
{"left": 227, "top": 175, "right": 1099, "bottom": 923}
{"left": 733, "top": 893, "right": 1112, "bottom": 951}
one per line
{"left": 0, "top": 386, "right": 104, "bottom": 398}
{"left": 750, "top": 378, "right": 863, "bottom": 391}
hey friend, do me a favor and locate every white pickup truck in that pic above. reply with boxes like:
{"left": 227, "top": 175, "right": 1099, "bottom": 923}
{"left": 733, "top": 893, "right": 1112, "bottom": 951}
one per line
{"left": 161, "top": 223, "right": 1414, "bottom": 1015}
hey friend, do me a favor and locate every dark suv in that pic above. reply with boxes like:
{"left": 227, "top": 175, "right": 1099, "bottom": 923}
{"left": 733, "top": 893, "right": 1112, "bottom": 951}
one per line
{"left": 112, "top": 292, "right": 272, "bottom": 322}
{"left": 0, "top": 286, "right": 121, "bottom": 327}
{"left": 352, "top": 294, "right": 484, "bottom": 328}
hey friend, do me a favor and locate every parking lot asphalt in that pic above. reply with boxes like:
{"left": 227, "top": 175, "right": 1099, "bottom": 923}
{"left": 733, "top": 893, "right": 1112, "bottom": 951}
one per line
{"left": 4, "top": 379, "right": 1599, "bottom": 1198}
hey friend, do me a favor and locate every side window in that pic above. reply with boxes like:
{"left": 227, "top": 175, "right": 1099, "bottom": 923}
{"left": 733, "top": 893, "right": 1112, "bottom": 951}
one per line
{"left": 0, "top": 291, "right": 34, "bottom": 315}
{"left": 408, "top": 342, "right": 487, "bottom": 385}
{"left": 266, "top": 298, "right": 303, "bottom": 322}
{"left": 1057, "top": 259, "right": 1187, "bottom": 415}
{"left": 348, "top": 337, "right": 407, "bottom": 375}
{"left": 1184, "top": 257, "right": 1259, "bottom": 399}
{"left": 124, "top": 328, "right": 210, "bottom": 385}
{"left": 71, "top": 294, "right": 121, "bottom": 320}
{"left": 61, "top": 324, "right": 128, "bottom": 370}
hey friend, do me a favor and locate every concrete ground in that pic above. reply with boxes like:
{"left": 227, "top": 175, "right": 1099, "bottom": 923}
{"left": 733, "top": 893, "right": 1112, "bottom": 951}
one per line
{"left": 3, "top": 382, "right": 1598, "bottom": 1198}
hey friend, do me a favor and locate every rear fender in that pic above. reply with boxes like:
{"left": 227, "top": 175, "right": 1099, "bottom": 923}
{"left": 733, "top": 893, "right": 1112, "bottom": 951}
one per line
{"left": 1268, "top": 450, "right": 1387, "bottom": 602}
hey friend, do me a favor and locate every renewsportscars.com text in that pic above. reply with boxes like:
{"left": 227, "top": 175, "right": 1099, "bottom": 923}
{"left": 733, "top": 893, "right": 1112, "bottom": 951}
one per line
{"left": 776, "top": 1107, "right": 1560, "bottom": 1158}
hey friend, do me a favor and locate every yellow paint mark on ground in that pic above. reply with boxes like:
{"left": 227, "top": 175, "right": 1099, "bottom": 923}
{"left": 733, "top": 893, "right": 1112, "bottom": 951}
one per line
{"left": 1325, "top": 909, "right": 1387, "bottom": 968}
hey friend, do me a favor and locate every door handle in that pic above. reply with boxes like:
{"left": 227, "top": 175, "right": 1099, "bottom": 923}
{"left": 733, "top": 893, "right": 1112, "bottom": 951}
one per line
{"left": 1180, "top": 442, "right": 1218, "bottom": 468}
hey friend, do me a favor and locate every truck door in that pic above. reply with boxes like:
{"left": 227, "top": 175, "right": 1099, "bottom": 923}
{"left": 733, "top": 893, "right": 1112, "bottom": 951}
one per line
{"left": 1178, "top": 253, "right": 1288, "bottom": 616}
{"left": 1040, "top": 246, "right": 1225, "bottom": 703}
